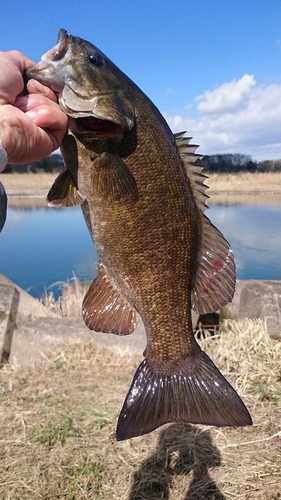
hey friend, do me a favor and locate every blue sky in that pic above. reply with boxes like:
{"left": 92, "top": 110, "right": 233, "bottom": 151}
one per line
{"left": 1, "top": 0, "right": 281, "bottom": 160}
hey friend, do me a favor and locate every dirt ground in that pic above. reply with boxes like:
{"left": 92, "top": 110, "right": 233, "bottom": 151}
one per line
{"left": 0, "top": 318, "right": 281, "bottom": 499}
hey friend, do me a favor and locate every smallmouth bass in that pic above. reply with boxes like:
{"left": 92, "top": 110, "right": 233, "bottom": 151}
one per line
{"left": 26, "top": 29, "right": 252, "bottom": 440}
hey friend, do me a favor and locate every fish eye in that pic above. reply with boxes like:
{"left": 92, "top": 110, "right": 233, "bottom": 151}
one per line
{"left": 86, "top": 53, "right": 103, "bottom": 67}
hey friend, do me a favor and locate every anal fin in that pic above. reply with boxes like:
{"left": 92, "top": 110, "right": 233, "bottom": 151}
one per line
{"left": 82, "top": 262, "right": 138, "bottom": 335}
{"left": 116, "top": 350, "right": 252, "bottom": 441}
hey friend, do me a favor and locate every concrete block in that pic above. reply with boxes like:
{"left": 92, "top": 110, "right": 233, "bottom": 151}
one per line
{"left": 10, "top": 316, "right": 147, "bottom": 367}
{"left": 220, "top": 280, "right": 281, "bottom": 340}
{"left": 0, "top": 284, "right": 19, "bottom": 365}
{"left": 0, "top": 274, "right": 59, "bottom": 327}
{"left": 10, "top": 317, "right": 92, "bottom": 366}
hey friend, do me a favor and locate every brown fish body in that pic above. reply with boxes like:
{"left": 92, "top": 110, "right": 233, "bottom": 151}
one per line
{"left": 26, "top": 29, "right": 252, "bottom": 439}
{"left": 75, "top": 91, "right": 199, "bottom": 364}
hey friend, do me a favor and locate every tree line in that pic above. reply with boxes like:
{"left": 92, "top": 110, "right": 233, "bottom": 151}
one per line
{"left": 3, "top": 154, "right": 64, "bottom": 173}
{"left": 2, "top": 152, "right": 281, "bottom": 174}
{"left": 198, "top": 154, "right": 281, "bottom": 173}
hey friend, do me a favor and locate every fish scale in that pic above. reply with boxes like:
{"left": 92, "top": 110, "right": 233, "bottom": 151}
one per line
{"left": 26, "top": 28, "right": 252, "bottom": 440}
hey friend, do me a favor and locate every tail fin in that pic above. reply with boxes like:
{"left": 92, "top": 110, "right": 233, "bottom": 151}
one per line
{"left": 116, "top": 351, "right": 252, "bottom": 441}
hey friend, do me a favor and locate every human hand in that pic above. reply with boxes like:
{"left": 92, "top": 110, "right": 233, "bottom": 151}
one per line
{"left": 0, "top": 50, "right": 68, "bottom": 164}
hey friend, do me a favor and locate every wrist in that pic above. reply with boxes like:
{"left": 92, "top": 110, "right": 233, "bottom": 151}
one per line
{"left": 0, "top": 105, "right": 21, "bottom": 164}
{"left": 0, "top": 140, "right": 7, "bottom": 172}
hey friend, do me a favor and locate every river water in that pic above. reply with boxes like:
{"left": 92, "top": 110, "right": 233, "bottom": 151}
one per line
{"left": 0, "top": 193, "right": 281, "bottom": 298}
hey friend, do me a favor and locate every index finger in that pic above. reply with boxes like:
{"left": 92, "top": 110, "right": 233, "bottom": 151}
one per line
{"left": 0, "top": 50, "right": 36, "bottom": 105}
{"left": 26, "top": 79, "right": 58, "bottom": 103}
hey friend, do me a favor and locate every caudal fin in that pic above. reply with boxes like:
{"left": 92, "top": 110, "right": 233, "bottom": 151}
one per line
{"left": 116, "top": 351, "right": 252, "bottom": 441}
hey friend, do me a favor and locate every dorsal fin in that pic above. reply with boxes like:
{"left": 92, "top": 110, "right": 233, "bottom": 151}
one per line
{"left": 174, "top": 132, "right": 209, "bottom": 212}
{"left": 192, "top": 212, "right": 236, "bottom": 314}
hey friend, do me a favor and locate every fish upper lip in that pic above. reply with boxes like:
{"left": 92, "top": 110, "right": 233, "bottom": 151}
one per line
{"left": 57, "top": 28, "right": 69, "bottom": 44}
{"left": 37, "top": 31, "right": 71, "bottom": 69}
{"left": 48, "top": 28, "right": 70, "bottom": 62}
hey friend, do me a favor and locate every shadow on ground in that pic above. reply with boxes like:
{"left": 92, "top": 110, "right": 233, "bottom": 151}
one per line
{"left": 128, "top": 424, "right": 226, "bottom": 500}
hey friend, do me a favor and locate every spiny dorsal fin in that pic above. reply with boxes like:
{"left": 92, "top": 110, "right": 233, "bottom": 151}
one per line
{"left": 174, "top": 132, "right": 209, "bottom": 212}
{"left": 82, "top": 261, "right": 138, "bottom": 335}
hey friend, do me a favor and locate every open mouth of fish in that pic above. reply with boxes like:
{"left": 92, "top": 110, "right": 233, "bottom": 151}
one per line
{"left": 72, "top": 116, "right": 124, "bottom": 138}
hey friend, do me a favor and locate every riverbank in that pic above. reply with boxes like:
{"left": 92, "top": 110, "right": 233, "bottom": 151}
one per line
{"left": 2, "top": 171, "right": 281, "bottom": 207}
{"left": 1, "top": 171, "right": 281, "bottom": 194}
{"left": 207, "top": 171, "right": 281, "bottom": 194}
{"left": 0, "top": 172, "right": 57, "bottom": 197}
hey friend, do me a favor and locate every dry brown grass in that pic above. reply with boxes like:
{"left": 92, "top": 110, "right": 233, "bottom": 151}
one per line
{"left": 207, "top": 171, "right": 281, "bottom": 194}
{"left": 0, "top": 318, "right": 281, "bottom": 499}
{"left": 0, "top": 172, "right": 57, "bottom": 191}
{"left": 2, "top": 171, "right": 281, "bottom": 209}
{"left": 2, "top": 171, "right": 281, "bottom": 196}
{"left": 40, "top": 277, "right": 88, "bottom": 319}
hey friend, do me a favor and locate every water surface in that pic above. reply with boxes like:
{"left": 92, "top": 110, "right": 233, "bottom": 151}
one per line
{"left": 0, "top": 204, "right": 97, "bottom": 297}
{"left": 1, "top": 194, "right": 281, "bottom": 298}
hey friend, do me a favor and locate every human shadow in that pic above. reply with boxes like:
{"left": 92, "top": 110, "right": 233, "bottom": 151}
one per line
{"left": 128, "top": 424, "right": 226, "bottom": 500}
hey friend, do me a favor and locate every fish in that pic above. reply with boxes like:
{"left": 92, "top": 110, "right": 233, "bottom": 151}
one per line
{"left": 25, "top": 29, "right": 252, "bottom": 440}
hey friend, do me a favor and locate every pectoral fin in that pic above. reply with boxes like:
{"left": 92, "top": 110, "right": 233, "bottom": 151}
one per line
{"left": 191, "top": 213, "right": 236, "bottom": 314}
{"left": 93, "top": 152, "right": 138, "bottom": 201}
{"left": 47, "top": 169, "right": 85, "bottom": 207}
{"left": 82, "top": 262, "right": 138, "bottom": 335}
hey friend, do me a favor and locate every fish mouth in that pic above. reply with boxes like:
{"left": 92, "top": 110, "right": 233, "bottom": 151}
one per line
{"left": 70, "top": 116, "right": 126, "bottom": 139}
{"left": 26, "top": 28, "right": 134, "bottom": 137}
{"left": 24, "top": 29, "right": 71, "bottom": 88}
{"left": 43, "top": 28, "right": 70, "bottom": 63}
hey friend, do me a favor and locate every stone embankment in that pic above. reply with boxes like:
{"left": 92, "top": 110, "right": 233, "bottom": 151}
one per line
{"left": 0, "top": 274, "right": 146, "bottom": 367}
{"left": 0, "top": 274, "right": 280, "bottom": 367}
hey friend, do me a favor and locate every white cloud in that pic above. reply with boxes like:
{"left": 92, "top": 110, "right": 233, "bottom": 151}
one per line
{"left": 163, "top": 75, "right": 281, "bottom": 160}
{"left": 196, "top": 74, "right": 256, "bottom": 114}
